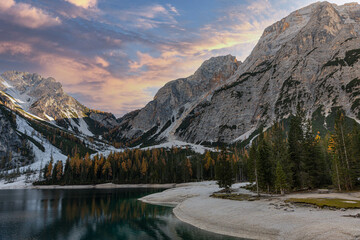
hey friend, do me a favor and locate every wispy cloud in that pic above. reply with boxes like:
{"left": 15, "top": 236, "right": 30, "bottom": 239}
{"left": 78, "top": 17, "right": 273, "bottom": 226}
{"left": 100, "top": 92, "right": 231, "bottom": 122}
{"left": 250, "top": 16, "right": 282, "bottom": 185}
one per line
{"left": 118, "top": 4, "right": 179, "bottom": 29}
{"left": 0, "top": 0, "right": 61, "bottom": 28}
{"left": 64, "top": 0, "right": 97, "bottom": 9}
{"left": 0, "top": 41, "right": 32, "bottom": 55}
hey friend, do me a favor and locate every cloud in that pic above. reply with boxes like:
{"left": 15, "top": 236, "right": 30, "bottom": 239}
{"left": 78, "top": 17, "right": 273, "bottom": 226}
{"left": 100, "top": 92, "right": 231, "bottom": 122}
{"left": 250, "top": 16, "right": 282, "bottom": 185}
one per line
{"left": 247, "top": 0, "right": 272, "bottom": 14}
{"left": 65, "top": 0, "right": 97, "bottom": 9}
{"left": 166, "top": 4, "right": 179, "bottom": 15}
{"left": 118, "top": 4, "right": 179, "bottom": 29}
{"left": 95, "top": 56, "right": 109, "bottom": 68}
{"left": 0, "top": 0, "right": 61, "bottom": 28}
{"left": 0, "top": 42, "right": 32, "bottom": 56}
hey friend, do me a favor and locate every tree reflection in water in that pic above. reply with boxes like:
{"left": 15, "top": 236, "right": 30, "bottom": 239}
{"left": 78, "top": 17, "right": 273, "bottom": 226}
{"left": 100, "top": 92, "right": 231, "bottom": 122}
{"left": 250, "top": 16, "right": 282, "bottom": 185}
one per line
{"left": 0, "top": 189, "right": 242, "bottom": 240}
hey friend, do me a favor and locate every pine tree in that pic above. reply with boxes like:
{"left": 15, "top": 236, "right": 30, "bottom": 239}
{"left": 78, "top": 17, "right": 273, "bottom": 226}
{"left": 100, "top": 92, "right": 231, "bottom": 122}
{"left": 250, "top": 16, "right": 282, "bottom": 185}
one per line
{"left": 216, "top": 150, "right": 234, "bottom": 192}
{"left": 330, "top": 111, "right": 353, "bottom": 190}
{"left": 248, "top": 143, "right": 259, "bottom": 195}
{"left": 55, "top": 161, "right": 63, "bottom": 181}
{"left": 288, "top": 104, "right": 304, "bottom": 189}
{"left": 257, "top": 130, "right": 273, "bottom": 192}
{"left": 275, "top": 160, "right": 287, "bottom": 194}
{"left": 46, "top": 159, "right": 53, "bottom": 180}
{"left": 204, "top": 151, "right": 214, "bottom": 179}
{"left": 270, "top": 122, "right": 291, "bottom": 185}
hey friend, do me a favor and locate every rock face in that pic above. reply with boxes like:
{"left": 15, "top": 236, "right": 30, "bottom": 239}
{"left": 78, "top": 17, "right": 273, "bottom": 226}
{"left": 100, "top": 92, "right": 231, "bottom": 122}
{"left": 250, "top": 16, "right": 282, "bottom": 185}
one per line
{"left": 0, "top": 71, "right": 118, "bottom": 136}
{"left": 111, "top": 55, "right": 240, "bottom": 144}
{"left": 112, "top": 2, "right": 360, "bottom": 145}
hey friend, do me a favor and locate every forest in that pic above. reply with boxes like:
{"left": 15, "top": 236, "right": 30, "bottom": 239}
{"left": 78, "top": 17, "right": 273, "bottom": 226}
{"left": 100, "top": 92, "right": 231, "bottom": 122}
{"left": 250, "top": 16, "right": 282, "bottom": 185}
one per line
{"left": 37, "top": 106, "right": 360, "bottom": 193}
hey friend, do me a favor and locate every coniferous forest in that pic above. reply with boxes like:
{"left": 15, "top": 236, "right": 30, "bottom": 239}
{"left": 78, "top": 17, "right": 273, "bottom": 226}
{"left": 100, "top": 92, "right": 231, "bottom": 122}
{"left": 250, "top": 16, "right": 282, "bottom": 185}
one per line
{"left": 37, "top": 107, "right": 360, "bottom": 193}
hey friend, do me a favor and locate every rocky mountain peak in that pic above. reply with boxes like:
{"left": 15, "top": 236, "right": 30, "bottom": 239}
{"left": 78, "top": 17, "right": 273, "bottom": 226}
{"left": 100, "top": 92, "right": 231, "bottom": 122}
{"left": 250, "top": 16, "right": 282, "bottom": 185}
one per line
{"left": 0, "top": 71, "right": 118, "bottom": 136}
{"left": 1, "top": 71, "right": 63, "bottom": 96}
{"left": 112, "top": 54, "right": 240, "bottom": 144}
{"left": 190, "top": 55, "right": 239, "bottom": 83}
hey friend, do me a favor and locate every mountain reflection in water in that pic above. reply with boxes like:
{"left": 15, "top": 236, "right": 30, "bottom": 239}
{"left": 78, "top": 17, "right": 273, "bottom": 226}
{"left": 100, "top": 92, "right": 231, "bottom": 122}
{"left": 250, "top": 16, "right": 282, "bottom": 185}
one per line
{"left": 0, "top": 188, "right": 243, "bottom": 240}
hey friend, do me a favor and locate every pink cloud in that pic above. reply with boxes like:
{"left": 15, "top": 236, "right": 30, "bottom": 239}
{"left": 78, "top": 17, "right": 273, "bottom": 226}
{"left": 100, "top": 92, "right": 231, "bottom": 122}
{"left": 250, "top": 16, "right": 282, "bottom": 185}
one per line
{"left": 0, "top": 0, "right": 61, "bottom": 28}
{"left": 0, "top": 41, "right": 32, "bottom": 55}
{"left": 95, "top": 56, "right": 109, "bottom": 68}
{"left": 65, "top": 0, "right": 97, "bottom": 9}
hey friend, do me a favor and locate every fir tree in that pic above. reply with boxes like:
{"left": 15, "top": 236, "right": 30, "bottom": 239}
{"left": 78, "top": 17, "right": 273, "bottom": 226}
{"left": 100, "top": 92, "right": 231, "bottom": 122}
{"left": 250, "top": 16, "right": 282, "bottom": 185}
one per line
{"left": 215, "top": 150, "right": 234, "bottom": 192}
{"left": 288, "top": 104, "right": 304, "bottom": 189}
{"left": 275, "top": 160, "right": 287, "bottom": 194}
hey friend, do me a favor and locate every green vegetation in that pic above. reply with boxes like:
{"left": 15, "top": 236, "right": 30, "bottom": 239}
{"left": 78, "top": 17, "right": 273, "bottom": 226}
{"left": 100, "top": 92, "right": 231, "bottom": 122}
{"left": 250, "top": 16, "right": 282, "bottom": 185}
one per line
{"left": 28, "top": 118, "right": 95, "bottom": 157}
{"left": 286, "top": 198, "right": 360, "bottom": 209}
{"left": 215, "top": 150, "right": 235, "bottom": 191}
{"left": 176, "top": 110, "right": 199, "bottom": 136}
{"left": 323, "top": 48, "right": 360, "bottom": 69}
{"left": 323, "top": 57, "right": 346, "bottom": 68}
{"left": 344, "top": 48, "right": 360, "bottom": 66}
{"left": 33, "top": 104, "right": 360, "bottom": 193}
{"left": 0, "top": 105, "right": 36, "bottom": 168}
{"left": 214, "top": 61, "right": 273, "bottom": 95}
{"left": 311, "top": 106, "right": 327, "bottom": 135}
{"left": 16, "top": 131, "right": 45, "bottom": 152}
{"left": 211, "top": 193, "right": 260, "bottom": 201}
{"left": 35, "top": 147, "right": 246, "bottom": 186}
{"left": 345, "top": 78, "right": 360, "bottom": 93}
{"left": 243, "top": 104, "right": 360, "bottom": 194}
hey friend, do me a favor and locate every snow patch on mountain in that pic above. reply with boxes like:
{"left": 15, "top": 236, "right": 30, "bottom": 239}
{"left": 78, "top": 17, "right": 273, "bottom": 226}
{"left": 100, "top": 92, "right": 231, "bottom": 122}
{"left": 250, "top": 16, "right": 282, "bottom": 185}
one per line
{"left": 232, "top": 127, "right": 256, "bottom": 143}
{"left": 142, "top": 140, "right": 215, "bottom": 154}
{"left": 16, "top": 115, "right": 67, "bottom": 166}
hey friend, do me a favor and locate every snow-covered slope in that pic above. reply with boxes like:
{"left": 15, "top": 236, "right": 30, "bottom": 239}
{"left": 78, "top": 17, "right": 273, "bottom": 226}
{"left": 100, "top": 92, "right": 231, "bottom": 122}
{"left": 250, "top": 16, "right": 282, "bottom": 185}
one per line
{"left": 0, "top": 71, "right": 118, "bottom": 137}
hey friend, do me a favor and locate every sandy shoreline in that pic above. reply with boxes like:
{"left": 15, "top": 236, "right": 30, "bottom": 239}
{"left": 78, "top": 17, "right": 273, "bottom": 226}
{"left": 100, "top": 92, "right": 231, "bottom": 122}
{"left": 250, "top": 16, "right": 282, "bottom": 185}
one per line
{"left": 0, "top": 180, "right": 177, "bottom": 190}
{"left": 140, "top": 181, "right": 360, "bottom": 240}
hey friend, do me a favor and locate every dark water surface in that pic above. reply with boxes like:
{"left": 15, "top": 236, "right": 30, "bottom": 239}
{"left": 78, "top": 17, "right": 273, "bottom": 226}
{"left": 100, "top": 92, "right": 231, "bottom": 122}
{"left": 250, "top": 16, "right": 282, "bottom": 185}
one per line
{"left": 0, "top": 188, "right": 242, "bottom": 240}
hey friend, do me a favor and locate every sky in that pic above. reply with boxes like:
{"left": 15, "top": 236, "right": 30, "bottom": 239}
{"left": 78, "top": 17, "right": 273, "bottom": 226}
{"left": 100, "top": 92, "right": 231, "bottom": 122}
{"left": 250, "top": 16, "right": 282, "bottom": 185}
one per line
{"left": 0, "top": 0, "right": 355, "bottom": 116}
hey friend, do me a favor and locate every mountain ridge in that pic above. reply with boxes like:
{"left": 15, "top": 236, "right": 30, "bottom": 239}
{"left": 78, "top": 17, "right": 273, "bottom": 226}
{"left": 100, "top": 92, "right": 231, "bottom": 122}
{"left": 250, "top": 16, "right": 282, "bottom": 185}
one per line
{"left": 107, "top": 1, "right": 360, "bottom": 145}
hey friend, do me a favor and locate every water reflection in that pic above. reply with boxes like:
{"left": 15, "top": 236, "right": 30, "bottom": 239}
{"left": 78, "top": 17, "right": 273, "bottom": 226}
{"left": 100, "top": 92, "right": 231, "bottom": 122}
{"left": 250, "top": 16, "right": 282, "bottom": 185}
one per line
{"left": 0, "top": 189, "right": 242, "bottom": 240}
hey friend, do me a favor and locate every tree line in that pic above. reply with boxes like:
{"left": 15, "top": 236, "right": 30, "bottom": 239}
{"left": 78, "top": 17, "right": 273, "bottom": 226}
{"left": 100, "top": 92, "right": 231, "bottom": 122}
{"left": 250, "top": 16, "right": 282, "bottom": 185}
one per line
{"left": 37, "top": 106, "right": 360, "bottom": 193}
{"left": 245, "top": 106, "right": 360, "bottom": 194}
{"left": 37, "top": 147, "right": 244, "bottom": 185}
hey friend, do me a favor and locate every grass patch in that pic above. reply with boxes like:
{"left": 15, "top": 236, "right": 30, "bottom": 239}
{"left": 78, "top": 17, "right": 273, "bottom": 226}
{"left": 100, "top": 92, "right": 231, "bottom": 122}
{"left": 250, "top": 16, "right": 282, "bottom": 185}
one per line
{"left": 286, "top": 198, "right": 360, "bottom": 209}
{"left": 211, "top": 193, "right": 260, "bottom": 201}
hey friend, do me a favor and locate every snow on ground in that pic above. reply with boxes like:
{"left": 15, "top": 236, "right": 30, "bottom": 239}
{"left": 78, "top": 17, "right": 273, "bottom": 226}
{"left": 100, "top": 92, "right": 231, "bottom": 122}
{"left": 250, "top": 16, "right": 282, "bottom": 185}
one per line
{"left": 0, "top": 114, "right": 68, "bottom": 189}
{"left": 90, "top": 146, "right": 124, "bottom": 158}
{"left": 142, "top": 140, "right": 215, "bottom": 154}
{"left": 140, "top": 181, "right": 360, "bottom": 240}
{"left": 140, "top": 181, "right": 246, "bottom": 206}
{"left": 77, "top": 118, "right": 94, "bottom": 136}
{"left": 232, "top": 127, "right": 256, "bottom": 143}
{"left": 44, "top": 113, "right": 54, "bottom": 121}
{"left": 1, "top": 79, "right": 12, "bottom": 88}
{"left": 1, "top": 79, "right": 35, "bottom": 112}
{"left": 16, "top": 114, "right": 67, "bottom": 165}
{"left": 61, "top": 110, "right": 94, "bottom": 137}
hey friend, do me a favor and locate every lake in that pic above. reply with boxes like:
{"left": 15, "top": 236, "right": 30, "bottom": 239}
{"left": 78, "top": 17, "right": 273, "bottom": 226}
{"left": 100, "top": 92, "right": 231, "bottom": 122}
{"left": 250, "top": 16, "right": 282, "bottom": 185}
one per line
{"left": 0, "top": 188, "right": 242, "bottom": 240}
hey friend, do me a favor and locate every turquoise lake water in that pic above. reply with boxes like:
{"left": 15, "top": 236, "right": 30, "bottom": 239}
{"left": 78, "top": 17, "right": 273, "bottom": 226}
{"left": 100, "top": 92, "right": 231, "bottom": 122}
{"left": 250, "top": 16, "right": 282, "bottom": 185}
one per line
{"left": 0, "top": 188, "right": 244, "bottom": 240}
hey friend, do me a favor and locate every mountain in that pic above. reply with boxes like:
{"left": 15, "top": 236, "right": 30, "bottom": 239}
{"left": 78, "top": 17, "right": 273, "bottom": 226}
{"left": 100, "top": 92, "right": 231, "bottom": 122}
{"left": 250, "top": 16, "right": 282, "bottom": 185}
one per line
{"left": 108, "top": 1, "right": 360, "bottom": 146}
{"left": 0, "top": 72, "right": 119, "bottom": 170}
{"left": 106, "top": 55, "right": 240, "bottom": 146}
{"left": 0, "top": 71, "right": 118, "bottom": 137}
